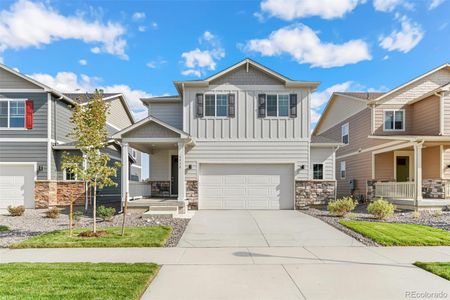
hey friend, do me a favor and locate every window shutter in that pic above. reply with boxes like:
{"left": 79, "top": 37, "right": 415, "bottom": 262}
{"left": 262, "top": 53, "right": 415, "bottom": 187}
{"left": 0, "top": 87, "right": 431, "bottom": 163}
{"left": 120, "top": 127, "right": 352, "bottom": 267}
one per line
{"left": 196, "top": 93, "right": 204, "bottom": 118}
{"left": 258, "top": 94, "right": 266, "bottom": 118}
{"left": 289, "top": 94, "right": 297, "bottom": 118}
{"left": 25, "top": 99, "right": 33, "bottom": 129}
{"left": 228, "top": 93, "right": 235, "bottom": 118}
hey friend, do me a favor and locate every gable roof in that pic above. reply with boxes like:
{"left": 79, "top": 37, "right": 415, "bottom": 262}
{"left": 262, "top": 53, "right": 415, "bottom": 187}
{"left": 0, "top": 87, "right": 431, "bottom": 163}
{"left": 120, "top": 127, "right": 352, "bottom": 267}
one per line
{"left": 0, "top": 62, "right": 76, "bottom": 105}
{"left": 173, "top": 58, "right": 320, "bottom": 96}
{"left": 368, "top": 63, "right": 450, "bottom": 104}
{"left": 141, "top": 95, "right": 181, "bottom": 104}
{"left": 64, "top": 92, "right": 135, "bottom": 124}
{"left": 112, "top": 115, "right": 189, "bottom": 139}
{"left": 336, "top": 92, "right": 385, "bottom": 101}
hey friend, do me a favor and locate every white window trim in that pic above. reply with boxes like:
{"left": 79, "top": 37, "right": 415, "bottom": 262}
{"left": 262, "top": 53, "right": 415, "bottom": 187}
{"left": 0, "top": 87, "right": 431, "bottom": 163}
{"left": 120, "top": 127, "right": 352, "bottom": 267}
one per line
{"left": 63, "top": 168, "right": 78, "bottom": 181}
{"left": 0, "top": 98, "right": 27, "bottom": 129}
{"left": 312, "top": 163, "right": 324, "bottom": 180}
{"left": 383, "top": 109, "right": 405, "bottom": 132}
{"left": 341, "top": 123, "right": 349, "bottom": 145}
{"left": 204, "top": 93, "right": 229, "bottom": 118}
{"left": 340, "top": 161, "right": 346, "bottom": 179}
{"left": 131, "top": 149, "right": 137, "bottom": 159}
{"left": 266, "top": 94, "right": 290, "bottom": 118}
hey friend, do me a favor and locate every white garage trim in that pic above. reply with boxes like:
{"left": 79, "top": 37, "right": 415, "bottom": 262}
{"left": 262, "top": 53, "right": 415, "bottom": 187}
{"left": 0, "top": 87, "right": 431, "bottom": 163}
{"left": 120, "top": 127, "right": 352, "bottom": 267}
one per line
{"left": 0, "top": 162, "right": 37, "bottom": 176}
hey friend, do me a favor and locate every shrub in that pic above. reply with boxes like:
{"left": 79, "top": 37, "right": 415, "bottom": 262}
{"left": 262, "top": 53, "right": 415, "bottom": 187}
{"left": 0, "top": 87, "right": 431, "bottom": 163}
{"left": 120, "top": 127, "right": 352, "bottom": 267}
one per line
{"left": 7, "top": 205, "right": 25, "bottom": 216}
{"left": 0, "top": 225, "right": 9, "bottom": 232}
{"left": 327, "top": 197, "right": 357, "bottom": 217}
{"left": 367, "top": 198, "right": 395, "bottom": 220}
{"left": 433, "top": 210, "right": 443, "bottom": 217}
{"left": 46, "top": 207, "right": 60, "bottom": 219}
{"left": 412, "top": 211, "right": 421, "bottom": 219}
{"left": 73, "top": 211, "right": 83, "bottom": 223}
{"left": 96, "top": 205, "right": 116, "bottom": 221}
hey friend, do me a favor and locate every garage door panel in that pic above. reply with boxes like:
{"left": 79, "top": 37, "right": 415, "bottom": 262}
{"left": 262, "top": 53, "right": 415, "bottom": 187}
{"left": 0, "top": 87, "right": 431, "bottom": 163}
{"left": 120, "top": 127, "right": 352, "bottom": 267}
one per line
{"left": 199, "top": 164, "right": 294, "bottom": 210}
{"left": 0, "top": 165, "right": 35, "bottom": 209}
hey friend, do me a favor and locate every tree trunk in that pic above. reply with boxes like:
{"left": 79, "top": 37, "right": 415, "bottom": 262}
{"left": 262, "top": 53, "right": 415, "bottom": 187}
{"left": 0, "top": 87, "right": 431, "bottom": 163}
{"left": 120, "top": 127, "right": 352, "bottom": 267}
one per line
{"left": 93, "top": 181, "right": 97, "bottom": 233}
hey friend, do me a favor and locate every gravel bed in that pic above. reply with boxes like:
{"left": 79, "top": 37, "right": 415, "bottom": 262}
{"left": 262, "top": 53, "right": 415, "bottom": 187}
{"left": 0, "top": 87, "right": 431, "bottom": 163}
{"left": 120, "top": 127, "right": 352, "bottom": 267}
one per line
{"left": 302, "top": 204, "right": 450, "bottom": 247}
{"left": 0, "top": 209, "right": 190, "bottom": 248}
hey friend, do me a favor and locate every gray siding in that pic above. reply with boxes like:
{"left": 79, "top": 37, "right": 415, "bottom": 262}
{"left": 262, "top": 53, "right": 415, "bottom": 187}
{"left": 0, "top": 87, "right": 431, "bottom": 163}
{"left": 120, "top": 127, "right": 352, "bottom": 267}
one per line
{"left": 0, "top": 92, "right": 48, "bottom": 138}
{"left": 149, "top": 102, "right": 183, "bottom": 129}
{"left": 210, "top": 65, "right": 284, "bottom": 86}
{"left": 123, "top": 122, "right": 179, "bottom": 138}
{"left": 0, "top": 142, "right": 47, "bottom": 180}
{"left": 0, "top": 68, "right": 43, "bottom": 89}
{"left": 52, "top": 97, "right": 75, "bottom": 142}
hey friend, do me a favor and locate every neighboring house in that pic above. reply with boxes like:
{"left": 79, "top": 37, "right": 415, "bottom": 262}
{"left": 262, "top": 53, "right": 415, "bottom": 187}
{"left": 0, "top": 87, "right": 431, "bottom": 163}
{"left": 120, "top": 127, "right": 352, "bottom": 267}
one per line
{"left": 113, "top": 59, "right": 341, "bottom": 211}
{"left": 313, "top": 63, "right": 450, "bottom": 209}
{"left": 0, "top": 63, "right": 141, "bottom": 209}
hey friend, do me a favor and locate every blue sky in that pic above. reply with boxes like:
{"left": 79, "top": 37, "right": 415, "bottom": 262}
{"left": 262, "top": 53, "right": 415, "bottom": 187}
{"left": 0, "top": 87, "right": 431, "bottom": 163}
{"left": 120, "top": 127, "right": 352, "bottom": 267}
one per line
{"left": 0, "top": 0, "right": 449, "bottom": 177}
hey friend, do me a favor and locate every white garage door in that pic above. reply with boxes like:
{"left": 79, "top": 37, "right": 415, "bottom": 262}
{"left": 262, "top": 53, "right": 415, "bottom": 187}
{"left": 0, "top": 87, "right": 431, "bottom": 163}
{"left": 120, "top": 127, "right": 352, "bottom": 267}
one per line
{"left": 199, "top": 164, "right": 294, "bottom": 210}
{"left": 0, "top": 164, "right": 35, "bottom": 208}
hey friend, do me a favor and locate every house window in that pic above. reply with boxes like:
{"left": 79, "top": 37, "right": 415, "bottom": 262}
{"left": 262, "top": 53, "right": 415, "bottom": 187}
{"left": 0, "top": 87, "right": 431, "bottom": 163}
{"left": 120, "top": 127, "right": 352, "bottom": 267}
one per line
{"left": 63, "top": 169, "right": 77, "bottom": 181}
{"left": 266, "top": 94, "right": 289, "bottom": 117}
{"left": 340, "top": 161, "right": 346, "bottom": 179}
{"left": 313, "top": 164, "right": 323, "bottom": 180}
{"left": 131, "top": 149, "right": 137, "bottom": 159}
{"left": 0, "top": 99, "right": 25, "bottom": 128}
{"left": 204, "top": 94, "right": 228, "bottom": 117}
{"left": 341, "top": 123, "right": 349, "bottom": 144}
{"left": 384, "top": 110, "right": 404, "bottom": 131}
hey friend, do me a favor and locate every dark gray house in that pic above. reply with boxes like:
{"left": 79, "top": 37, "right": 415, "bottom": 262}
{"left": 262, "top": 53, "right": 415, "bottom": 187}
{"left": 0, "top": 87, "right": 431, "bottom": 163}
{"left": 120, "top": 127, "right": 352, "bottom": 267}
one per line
{"left": 0, "top": 63, "right": 142, "bottom": 209}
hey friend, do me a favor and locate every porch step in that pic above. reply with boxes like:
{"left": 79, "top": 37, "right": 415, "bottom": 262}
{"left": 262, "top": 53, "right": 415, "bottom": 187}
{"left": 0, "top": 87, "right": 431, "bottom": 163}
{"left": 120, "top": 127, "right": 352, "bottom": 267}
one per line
{"left": 149, "top": 206, "right": 179, "bottom": 212}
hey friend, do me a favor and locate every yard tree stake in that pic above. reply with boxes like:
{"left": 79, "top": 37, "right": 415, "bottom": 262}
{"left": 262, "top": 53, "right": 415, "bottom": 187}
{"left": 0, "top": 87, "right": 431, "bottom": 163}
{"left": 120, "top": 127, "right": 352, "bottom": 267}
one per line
{"left": 69, "top": 194, "right": 73, "bottom": 237}
{"left": 61, "top": 90, "right": 120, "bottom": 234}
{"left": 121, "top": 192, "right": 128, "bottom": 236}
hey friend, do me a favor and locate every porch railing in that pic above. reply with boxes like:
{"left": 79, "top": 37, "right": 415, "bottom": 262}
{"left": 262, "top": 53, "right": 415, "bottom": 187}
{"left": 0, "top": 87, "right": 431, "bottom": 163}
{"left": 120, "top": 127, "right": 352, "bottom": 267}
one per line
{"left": 374, "top": 182, "right": 416, "bottom": 200}
{"left": 129, "top": 181, "right": 151, "bottom": 199}
{"left": 446, "top": 181, "right": 450, "bottom": 199}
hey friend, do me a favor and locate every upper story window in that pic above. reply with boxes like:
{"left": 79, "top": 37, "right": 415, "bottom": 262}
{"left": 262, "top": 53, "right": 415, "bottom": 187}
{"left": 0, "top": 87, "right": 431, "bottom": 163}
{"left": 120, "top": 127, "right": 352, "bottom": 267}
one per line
{"left": 341, "top": 123, "right": 349, "bottom": 145}
{"left": 0, "top": 99, "right": 25, "bottom": 128}
{"left": 340, "top": 161, "right": 346, "bottom": 179}
{"left": 266, "top": 94, "right": 289, "bottom": 117}
{"left": 313, "top": 164, "right": 324, "bottom": 180}
{"left": 384, "top": 110, "right": 405, "bottom": 131}
{"left": 205, "top": 94, "right": 228, "bottom": 117}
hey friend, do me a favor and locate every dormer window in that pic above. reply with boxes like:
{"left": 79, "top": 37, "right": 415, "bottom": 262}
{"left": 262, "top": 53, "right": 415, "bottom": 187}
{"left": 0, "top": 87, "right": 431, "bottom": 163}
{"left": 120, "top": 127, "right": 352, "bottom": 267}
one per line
{"left": 384, "top": 110, "right": 404, "bottom": 131}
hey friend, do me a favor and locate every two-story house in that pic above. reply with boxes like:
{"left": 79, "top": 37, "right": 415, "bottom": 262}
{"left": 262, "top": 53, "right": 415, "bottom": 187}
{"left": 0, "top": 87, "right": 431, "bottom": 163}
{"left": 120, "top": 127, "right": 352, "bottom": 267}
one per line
{"left": 313, "top": 63, "right": 450, "bottom": 209}
{"left": 113, "top": 59, "right": 340, "bottom": 212}
{"left": 0, "top": 63, "right": 142, "bottom": 209}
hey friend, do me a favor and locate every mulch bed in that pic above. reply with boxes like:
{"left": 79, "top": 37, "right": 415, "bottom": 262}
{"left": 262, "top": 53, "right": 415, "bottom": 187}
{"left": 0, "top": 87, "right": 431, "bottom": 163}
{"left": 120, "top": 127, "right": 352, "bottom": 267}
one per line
{"left": 302, "top": 204, "right": 450, "bottom": 247}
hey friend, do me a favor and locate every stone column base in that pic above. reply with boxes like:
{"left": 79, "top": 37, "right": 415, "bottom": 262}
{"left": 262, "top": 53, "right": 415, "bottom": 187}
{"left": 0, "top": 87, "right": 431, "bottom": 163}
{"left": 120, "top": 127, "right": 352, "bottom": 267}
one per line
{"left": 186, "top": 180, "right": 198, "bottom": 210}
{"left": 295, "top": 180, "right": 336, "bottom": 209}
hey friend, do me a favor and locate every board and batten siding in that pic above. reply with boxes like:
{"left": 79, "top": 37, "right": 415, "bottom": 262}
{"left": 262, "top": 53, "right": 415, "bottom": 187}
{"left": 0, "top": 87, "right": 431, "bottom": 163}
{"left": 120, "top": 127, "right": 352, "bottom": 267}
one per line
{"left": 0, "top": 92, "right": 48, "bottom": 138}
{"left": 310, "top": 147, "right": 335, "bottom": 180}
{"left": 0, "top": 142, "right": 47, "bottom": 180}
{"left": 183, "top": 87, "right": 309, "bottom": 140}
{"left": 149, "top": 102, "right": 183, "bottom": 130}
{"left": 185, "top": 141, "right": 309, "bottom": 180}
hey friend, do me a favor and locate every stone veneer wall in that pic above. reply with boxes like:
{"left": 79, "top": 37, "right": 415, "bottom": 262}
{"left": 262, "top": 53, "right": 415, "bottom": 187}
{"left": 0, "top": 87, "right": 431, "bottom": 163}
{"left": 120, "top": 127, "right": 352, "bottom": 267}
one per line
{"left": 150, "top": 181, "right": 171, "bottom": 197}
{"left": 35, "top": 180, "right": 85, "bottom": 208}
{"left": 295, "top": 180, "right": 336, "bottom": 209}
{"left": 186, "top": 180, "right": 198, "bottom": 209}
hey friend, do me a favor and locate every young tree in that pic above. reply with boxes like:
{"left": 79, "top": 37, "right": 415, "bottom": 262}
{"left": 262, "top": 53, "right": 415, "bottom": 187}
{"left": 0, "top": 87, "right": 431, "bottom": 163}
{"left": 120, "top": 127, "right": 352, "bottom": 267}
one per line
{"left": 62, "top": 90, "right": 120, "bottom": 233}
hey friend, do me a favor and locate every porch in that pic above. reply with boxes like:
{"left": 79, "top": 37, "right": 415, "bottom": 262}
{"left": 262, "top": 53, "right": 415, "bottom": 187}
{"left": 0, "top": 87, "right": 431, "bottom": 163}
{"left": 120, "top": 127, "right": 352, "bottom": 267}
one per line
{"left": 369, "top": 138, "right": 450, "bottom": 208}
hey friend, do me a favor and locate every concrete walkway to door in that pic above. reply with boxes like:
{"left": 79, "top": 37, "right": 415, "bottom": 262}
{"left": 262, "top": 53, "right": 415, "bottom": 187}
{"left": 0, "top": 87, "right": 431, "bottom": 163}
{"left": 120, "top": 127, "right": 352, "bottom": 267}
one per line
{"left": 178, "top": 210, "right": 362, "bottom": 247}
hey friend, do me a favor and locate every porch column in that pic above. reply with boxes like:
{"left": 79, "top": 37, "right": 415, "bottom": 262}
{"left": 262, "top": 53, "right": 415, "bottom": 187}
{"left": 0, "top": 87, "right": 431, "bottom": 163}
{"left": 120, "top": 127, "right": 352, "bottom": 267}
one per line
{"left": 414, "top": 143, "right": 423, "bottom": 207}
{"left": 177, "top": 142, "right": 186, "bottom": 203}
{"left": 121, "top": 142, "right": 129, "bottom": 209}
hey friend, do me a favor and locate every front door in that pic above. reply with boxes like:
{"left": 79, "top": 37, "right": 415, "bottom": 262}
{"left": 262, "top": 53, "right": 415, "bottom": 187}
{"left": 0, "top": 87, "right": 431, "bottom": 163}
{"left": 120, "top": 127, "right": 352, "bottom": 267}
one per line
{"left": 171, "top": 155, "right": 178, "bottom": 195}
{"left": 396, "top": 156, "right": 409, "bottom": 182}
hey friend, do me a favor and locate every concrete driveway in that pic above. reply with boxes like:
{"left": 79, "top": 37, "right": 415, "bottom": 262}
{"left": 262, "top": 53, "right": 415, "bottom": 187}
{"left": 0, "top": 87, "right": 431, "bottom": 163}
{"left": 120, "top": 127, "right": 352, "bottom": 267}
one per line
{"left": 178, "top": 210, "right": 361, "bottom": 247}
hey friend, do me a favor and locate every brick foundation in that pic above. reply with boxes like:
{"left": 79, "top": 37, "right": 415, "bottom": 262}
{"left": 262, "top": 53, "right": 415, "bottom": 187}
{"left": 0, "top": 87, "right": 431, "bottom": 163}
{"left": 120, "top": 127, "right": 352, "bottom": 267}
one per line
{"left": 295, "top": 180, "right": 336, "bottom": 209}
{"left": 34, "top": 180, "right": 86, "bottom": 208}
{"left": 186, "top": 180, "right": 198, "bottom": 209}
{"left": 150, "top": 181, "right": 171, "bottom": 197}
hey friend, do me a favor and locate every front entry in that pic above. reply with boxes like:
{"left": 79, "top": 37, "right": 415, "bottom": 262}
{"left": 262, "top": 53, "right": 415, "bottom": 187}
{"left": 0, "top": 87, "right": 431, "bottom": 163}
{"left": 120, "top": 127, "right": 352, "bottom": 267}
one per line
{"left": 171, "top": 155, "right": 178, "bottom": 195}
{"left": 396, "top": 156, "right": 409, "bottom": 182}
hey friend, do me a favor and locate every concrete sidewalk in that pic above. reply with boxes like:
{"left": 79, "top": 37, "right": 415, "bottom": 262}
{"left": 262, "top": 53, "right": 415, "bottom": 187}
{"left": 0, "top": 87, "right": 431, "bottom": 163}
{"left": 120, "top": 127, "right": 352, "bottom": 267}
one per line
{"left": 2, "top": 246, "right": 450, "bottom": 300}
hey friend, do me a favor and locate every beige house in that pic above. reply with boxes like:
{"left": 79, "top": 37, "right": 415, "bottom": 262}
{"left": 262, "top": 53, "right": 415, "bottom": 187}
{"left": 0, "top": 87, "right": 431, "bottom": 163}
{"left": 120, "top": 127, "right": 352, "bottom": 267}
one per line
{"left": 313, "top": 63, "right": 450, "bottom": 209}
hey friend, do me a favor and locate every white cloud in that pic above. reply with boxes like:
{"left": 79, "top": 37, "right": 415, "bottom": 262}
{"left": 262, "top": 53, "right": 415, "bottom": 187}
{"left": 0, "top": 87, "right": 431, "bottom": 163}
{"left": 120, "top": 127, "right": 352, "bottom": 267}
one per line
{"left": 383, "top": 55, "right": 389, "bottom": 60}
{"left": 91, "top": 47, "right": 101, "bottom": 54}
{"left": 29, "top": 71, "right": 152, "bottom": 120}
{"left": 429, "top": 0, "right": 445, "bottom": 10}
{"left": 79, "top": 59, "right": 87, "bottom": 66}
{"left": 150, "top": 22, "right": 158, "bottom": 29}
{"left": 132, "top": 12, "right": 146, "bottom": 21}
{"left": 0, "top": 0, "right": 128, "bottom": 59}
{"left": 245, "top": 24, "right": 371, "bottom": 68}
{"left": 311, "top": 81, "right": 354, "bottom": 110}
{"left": 146, "top": 58, "right": 166, "bottom": 69}
{"left": 181, "top": 31, "right": 225, "bottom": 77}
{"left": 373, "top": 0, "right": 404, "bottom": 11}
{"left": 379, "top": 14, "right": 424, "bottom": 53}
{"left": 138, "top": 26, "right": 146, "bottom": 32}
{"left": 260, "top": 0, "right": 362, "bottom": 20}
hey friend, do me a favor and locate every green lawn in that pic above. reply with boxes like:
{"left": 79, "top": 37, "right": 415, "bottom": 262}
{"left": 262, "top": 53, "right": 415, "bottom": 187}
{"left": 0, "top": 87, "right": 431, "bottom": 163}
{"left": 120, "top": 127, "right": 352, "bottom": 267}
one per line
{"left": 0, "top": 263, "right": 159, "bottom": 299}
{"left": 0, "top": 225, "right": 9, "bottom": 232}
{"left": 414, "top": 262, "right": 450, "bottom": 281}
{"left": 11, "top": 226, "right": 172, "bottom": 249}
{"left": 339, "top": 220, "right": 450, "bottom": 246}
